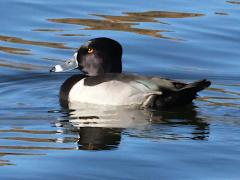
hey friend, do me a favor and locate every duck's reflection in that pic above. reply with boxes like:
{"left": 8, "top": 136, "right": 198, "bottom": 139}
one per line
{"left": 148, "top": 106, "right": 209, "bottom": 140}
{"left": 58, "top": 103, "right": 209, "bottom": 151}
{"left": 77, "top": 127, "right": 121, "bottom": 150}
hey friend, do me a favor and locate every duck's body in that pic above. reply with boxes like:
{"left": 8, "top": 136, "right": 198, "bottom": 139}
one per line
{"left": 50, "top": 37, "right": 211, "bottom": 109}
{"left": 59, "top": 73, "right": 210, "bottom": 109}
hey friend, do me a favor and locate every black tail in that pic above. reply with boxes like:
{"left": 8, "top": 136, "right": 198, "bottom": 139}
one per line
{"left": 155, "top": 79, "right": 211, "bottom": 109}
{"left": 181, "top": 79, "right": 211, "bottom": 93}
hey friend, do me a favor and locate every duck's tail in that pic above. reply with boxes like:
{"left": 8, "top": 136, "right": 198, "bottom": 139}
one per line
{"left": 181, "top": 79, "right": 211, "bottom": 93}
{"left": 153, "top": 79, "right": 211, "bottom": 109}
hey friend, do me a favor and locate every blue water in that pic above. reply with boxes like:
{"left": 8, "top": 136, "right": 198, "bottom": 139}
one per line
{"left": 0, "top": 0, "right": 240, "bottom": 179}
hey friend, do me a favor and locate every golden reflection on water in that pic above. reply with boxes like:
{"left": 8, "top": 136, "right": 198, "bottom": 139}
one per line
{"left": 0, "top": 46, "right": 31, "bottom": 55}
{"left": 2, "top": 137, "right": 59, "bottom": 143}
{"left": 59, "top": 34, "right": 86, "bottom": 37}
{"left": 0, "top": 34, "right": 73, "bottom": 70}
{"left": 199, "top": 98, "right": 240, "bottom": 108}
{"left": 0, "top": 35, "right": 72, "bottom": 50}
{"left": 197, "top": 85, "right": 240, "bottom": 108}
{"left": 215, "top": 12, "right": 229, "bottom": 16}
{"left": 0, "top": 159, "right": 13, "bottom": 166}
{"left": 0, "top": 128, "right": 57, "bottom": 134}
{"left": 93, "top": 11, "right": 204, "bottom": 22}
{"left": 32, "top": 28, "right": 64, "bottom": 32}
{"left": 0, "top": 145, "right": 74, "bottom": 150}
{"left": 0, "top": 128, "right": 76, "bottom": 150}
{"left": 49, "top": 10, "right": 204, "bottom": 39}
{"left": 226, "top": 1, "right": 240, "bottom": 4}
{"left": 208, "top": 87, "right": 240, "bottom": 96}
{"left": 0, "top": 153, "right": 45, "bottom": 166}
{"left": 50, "top": 18, "right": 166, "bottom": 38}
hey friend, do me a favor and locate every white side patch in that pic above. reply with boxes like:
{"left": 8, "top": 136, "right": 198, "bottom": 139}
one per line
{"left": 68, "top": 78, "right": 162, "bottom": 106}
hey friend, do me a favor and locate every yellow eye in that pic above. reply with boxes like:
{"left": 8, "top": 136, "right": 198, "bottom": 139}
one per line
{"left": 88, "top": 48, "right": 94, "bottom": 54}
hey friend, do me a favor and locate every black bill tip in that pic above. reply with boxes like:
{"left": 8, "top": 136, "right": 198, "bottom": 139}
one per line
{"left": 49, "top": 67, "right": 56, "bottom": 73}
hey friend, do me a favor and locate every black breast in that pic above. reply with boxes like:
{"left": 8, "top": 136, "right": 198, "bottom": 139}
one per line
{"left": 59, "top": 74, "right": 86, "bottom": 108}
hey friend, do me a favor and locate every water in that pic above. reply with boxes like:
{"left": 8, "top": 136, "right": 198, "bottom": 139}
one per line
{"left": 0, "top": 0, "right": 240, "bottom": 179}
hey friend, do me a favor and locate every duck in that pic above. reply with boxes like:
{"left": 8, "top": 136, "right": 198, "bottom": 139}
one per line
{"left": 50, "top": 37, "right": 211, "bottom": 109}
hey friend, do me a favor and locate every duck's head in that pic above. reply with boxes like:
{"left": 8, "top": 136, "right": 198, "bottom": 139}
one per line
{"left": 50, "top": 37, "right": 122, "bottom": 76}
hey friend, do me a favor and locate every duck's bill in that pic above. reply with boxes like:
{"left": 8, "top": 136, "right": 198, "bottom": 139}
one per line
{"left": 50, "top": 53, "right": 78, "bottom": 72}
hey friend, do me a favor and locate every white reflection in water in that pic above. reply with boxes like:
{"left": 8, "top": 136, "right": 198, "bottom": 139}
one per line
{"left": 61, "top": 103, "right": 153, "bottom": 128}
{"left": 56, "top": 102, "right": 210, "bottom": 148}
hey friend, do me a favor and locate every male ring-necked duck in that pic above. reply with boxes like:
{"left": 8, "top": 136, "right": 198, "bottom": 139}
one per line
{"left": 50, "top": 37, "right": 211, "bottom": 109}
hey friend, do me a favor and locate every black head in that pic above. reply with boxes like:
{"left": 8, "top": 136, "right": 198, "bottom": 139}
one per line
{"left": 50, "top": 37, "right": 123, "bottom": 76}
{"left": 77, "top": 37, "right": 122, "bottom": 76}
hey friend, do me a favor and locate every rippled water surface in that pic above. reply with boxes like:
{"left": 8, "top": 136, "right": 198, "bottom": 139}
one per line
{"left": 0, "top": 0, "right": 240, "bottom": 179}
